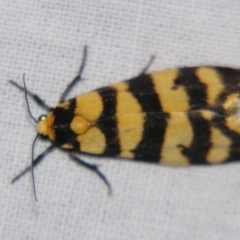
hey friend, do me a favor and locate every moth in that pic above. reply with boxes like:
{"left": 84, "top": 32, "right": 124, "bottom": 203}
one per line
{"left": 10, "top": 46, "right": 240, "bottom": 200}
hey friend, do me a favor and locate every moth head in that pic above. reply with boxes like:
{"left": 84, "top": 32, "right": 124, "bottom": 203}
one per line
{"left": 36, "top": 112, "right": 55, "bottom": 140}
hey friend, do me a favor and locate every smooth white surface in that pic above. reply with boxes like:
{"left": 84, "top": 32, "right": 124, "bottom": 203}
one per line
{"left": 1, "top": 1, "right": 240, "bottom": 239}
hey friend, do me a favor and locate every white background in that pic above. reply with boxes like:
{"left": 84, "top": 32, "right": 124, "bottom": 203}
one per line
{"left": 1, "top": 0, "right": 240, "bottom": 239}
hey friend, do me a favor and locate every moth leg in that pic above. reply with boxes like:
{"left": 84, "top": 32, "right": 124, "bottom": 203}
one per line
{"left": 59, "top": 45, "right": 88, "bottom": 103}
{"left": 69, "top": 153, "right": 112, "bottom": 196}
{"left": 9, "top": 80, "right": 51, "bottom": 110}
{"left": 140, "top": 55, "right": 156, "bottom": 75}
{"left": 11, "top": 144, "right": 55, "bottom": 184}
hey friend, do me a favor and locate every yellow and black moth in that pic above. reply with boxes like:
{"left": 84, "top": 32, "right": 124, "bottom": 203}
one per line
{"left": 10, "top": 46, "right": 240, "bottom": 199}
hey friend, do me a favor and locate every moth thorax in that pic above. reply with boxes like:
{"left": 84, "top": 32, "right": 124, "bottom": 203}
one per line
{"left": 36, "top": 112, "right": 55, "bottom": 140}
{"left": 70, "top": 116, "right": 90, "bottom": 135}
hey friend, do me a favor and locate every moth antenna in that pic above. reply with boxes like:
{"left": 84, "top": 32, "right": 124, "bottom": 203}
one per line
{"left": 23, "top": 74, "right": 39, "bottom": 201}
{"left": 31, "top": 134, "right": 39, "bottom": 202}
{"left": 22, "top": 74, "right": 37, "bottom": 123}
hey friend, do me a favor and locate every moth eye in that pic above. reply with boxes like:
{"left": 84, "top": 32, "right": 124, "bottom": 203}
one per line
{"left": 38, "top": 114, "right": 47, "bottom": 121}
